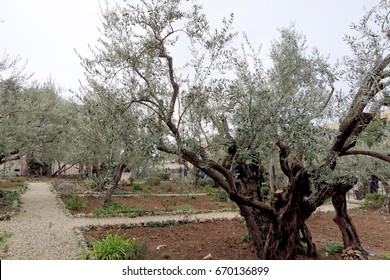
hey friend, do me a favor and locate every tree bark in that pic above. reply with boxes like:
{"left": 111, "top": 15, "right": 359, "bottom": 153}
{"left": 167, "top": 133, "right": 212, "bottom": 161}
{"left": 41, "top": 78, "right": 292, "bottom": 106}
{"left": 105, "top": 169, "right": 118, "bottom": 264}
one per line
{"left": 239, "top": 204, "right": 309, "bottom": 259}
{"left": 104, "top": 163, "right": 126, "bottom": 204}
{"left": 331, "top": 184, "right": 363, "bottom": 251}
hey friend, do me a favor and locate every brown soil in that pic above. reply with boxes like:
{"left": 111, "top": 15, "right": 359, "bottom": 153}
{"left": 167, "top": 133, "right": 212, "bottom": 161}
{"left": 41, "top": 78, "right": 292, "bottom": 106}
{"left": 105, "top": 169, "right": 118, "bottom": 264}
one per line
{"left": 68, "top": 195, "right": 233, "bottom": 215}
{"left": 0, "top": 181, "right": 14, "bottom": 189}
{"left": 83, "top": 209, "right": 390, "bottom": 260}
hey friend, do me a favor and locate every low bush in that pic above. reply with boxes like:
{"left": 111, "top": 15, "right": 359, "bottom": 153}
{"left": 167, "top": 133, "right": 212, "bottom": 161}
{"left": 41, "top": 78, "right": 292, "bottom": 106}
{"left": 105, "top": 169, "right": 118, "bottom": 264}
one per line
{"left": 146, "top": 177, "right": 161, "bottom": 186}
{"left": 94, "top": 202, "right": 144, "bottom": 216}
{"left": 133, "top": 183, "right": 143, "bottom": 191}
{"left": 90, "top": 232, "right": 148, "bottom": 260}
{"left": 145, "top": 220, "right": 176, "bottom": 227}
{"left": 64, "top": 196, "right": 88, "bottom": 211}
{"left": 157, "top": 172, "right": 170, "bottom": 180}
{"left": 324, "top": 242, "right": 343, "bottom": 255}
{"left": 214, "top": 189, "right": 228, "bottom": 202}
{"left": 363, "top": 193, "right": 386, "bottom": 210}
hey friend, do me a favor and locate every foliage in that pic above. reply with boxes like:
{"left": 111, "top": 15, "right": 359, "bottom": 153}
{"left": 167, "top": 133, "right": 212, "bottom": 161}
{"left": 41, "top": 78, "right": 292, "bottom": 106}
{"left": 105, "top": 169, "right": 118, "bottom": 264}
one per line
{"left": 78, "top": 0, "right": 390, "bottom": 259}
{"left": 145, "top": 220, "right": 176, "bottom": 227}
{"left": 0, "top": 231, "right": 12, "bottom": 246}
{"left": 93, "top": 202, "right": 145, "bottom": 216}
{"left": 324, "top": 242, "right": 344, "bottom": 255}
{"left": 157, "top": 172, "right": 170, "bottom": 180}
{"left": 363, "top": 193, "right": 386, "bottom": 210}
{"left": 241, "top": 231, "right": 249, "bottom": 242}
{"left": 160, "top": 252, "right": 170, "bottom": 259}
{"left": 383, "top": 253, "right": 390, "bottom": 260}
{"left": 214, "top": 189, "right": 228, "bottom": 202}
{"left": 146, "top": 177, "right": 161, "bottom": 186}
{"left": 64, "top": 196, "right": 88, "bottom": 211}
{"left": 90, "top": 233, "right": 148, "bottom": 260}
{"left": 133, "top": 182, "right": 143, "bottom": 191}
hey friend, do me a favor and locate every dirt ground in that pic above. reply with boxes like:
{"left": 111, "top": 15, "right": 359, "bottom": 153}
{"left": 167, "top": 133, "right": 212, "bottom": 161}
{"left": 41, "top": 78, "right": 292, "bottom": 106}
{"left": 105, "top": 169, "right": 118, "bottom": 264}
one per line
{"left": 83, "top": 209, "right": 390, "bottom": 260}
{"left": 67, "top": 195, "right": 234, "bottom": 215}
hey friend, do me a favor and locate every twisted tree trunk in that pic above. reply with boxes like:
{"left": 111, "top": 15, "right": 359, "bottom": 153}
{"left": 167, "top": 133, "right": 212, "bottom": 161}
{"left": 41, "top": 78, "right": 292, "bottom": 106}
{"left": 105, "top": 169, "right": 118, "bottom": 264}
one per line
{"left": 331, "top": 184, "right": 363, "bottom": 251}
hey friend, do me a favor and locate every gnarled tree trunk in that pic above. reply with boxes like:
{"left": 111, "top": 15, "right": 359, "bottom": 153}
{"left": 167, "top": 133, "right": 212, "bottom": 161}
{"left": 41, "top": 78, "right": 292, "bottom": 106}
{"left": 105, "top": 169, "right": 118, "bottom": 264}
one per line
{"left": 331, "top": 184, "right": 363, "bottom": 251}
{"left": 104, "top": 163, "right": 126, "bottom": 204}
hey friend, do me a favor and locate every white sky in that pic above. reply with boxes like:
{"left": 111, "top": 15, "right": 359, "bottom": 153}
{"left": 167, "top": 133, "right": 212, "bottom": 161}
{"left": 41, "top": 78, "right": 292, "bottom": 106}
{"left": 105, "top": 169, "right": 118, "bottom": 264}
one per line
{"left": 0, "top": 0, "right": 380, "bottom": 97}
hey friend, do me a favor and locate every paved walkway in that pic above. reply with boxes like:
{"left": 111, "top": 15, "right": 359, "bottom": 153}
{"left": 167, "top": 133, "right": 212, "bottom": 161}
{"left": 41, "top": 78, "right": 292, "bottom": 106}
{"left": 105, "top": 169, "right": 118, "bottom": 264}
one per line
{"left": 0, "top": 182, "right": 359, "bottom": 259}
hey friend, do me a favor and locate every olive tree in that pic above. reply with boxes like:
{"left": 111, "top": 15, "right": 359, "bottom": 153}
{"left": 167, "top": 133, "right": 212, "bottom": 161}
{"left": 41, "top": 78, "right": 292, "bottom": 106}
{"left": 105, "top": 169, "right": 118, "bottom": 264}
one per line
{"left": 76, "top": 81, "right": 150, "bottom": 203}
{"left": 80, "top": 0, "right": 390, "bottom": 259}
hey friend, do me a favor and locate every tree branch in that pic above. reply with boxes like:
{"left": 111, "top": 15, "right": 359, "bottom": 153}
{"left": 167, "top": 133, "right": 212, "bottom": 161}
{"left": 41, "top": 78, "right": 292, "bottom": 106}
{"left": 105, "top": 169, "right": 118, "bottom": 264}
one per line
{"left": 342, "top": 149, "right": 390, "bottom": 163}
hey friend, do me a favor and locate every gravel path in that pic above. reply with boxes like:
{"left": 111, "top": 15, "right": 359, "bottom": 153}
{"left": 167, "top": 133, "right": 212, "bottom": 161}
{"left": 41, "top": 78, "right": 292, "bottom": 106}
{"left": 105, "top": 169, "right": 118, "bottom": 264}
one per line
{"left": 0, "top": 182, "right": 359, "bottom": 260}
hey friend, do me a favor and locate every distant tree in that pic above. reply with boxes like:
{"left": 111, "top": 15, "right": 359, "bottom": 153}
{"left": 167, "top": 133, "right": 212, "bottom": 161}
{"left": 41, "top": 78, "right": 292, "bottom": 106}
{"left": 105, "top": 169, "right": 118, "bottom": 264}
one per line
{"left": 76, "top": 82, "right": 151, "bottom": 203}
{"left": 79, "top": 0, "right": 390, "bottom": 259}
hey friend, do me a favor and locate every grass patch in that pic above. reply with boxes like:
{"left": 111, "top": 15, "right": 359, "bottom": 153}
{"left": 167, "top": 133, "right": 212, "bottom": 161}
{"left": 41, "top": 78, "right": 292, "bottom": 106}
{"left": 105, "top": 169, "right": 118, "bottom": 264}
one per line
{"left": 93, "top": 202, "right": 145, "bottom": 216}
{"left": 145, "top": 220, "right": 176, "bottom": 227}
{"left": 362, "top": 193, "right": 386, "bottom": 210}
{"left": 64, "top": 196, "right": 88, "bottom": 211}
{"left": 324, "top": 242, "right": 344, "bottom": 255}
{"left": 0, "top": 231, "right": 12, "bottom": 246}
{"left": 89, "top": 232, "right": 148, "bottom": 260}
{"left": 383, "top": 253, "right": 390, "bottom": 260}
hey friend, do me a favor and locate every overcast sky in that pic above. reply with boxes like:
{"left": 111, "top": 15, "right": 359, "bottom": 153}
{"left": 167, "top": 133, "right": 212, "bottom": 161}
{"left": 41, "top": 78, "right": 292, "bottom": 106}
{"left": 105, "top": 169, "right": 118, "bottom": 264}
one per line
{"left": 0, "top": 0, "right": 380, "bottom": 97}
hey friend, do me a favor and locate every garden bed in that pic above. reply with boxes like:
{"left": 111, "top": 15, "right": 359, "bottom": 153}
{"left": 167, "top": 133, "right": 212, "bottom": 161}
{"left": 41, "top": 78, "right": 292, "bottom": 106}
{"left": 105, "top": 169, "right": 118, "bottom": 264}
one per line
{"left": 60, "top": 193, "right": 235, "bottom": 217}
{"left": 81, "top": 209, "right": 390, "bottom": 260}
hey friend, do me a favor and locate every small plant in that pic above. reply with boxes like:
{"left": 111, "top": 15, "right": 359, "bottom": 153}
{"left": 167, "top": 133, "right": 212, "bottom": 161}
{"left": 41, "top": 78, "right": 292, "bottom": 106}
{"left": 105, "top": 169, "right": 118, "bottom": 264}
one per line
{"left": 188, "top": 193, "right": 197, "bottom": 199}
{"left": 160, "top": 182, "right": 174, "bottom": 193}
{"left": 0, "top": 231, "right": 12, "bottom": 246}
{"left": 204, "top": 186, "right": 214, "bottom": 196}
{"left": 231, "top": 202, "right": 238, "bottom": 210}
{"left": 214, "top": 189, "right": 228, "bottom": 202}
{"left": 94, "top": 202, "right": 145, "bottom": 216}
{"left": 261, "top": 182, "right": 270, "bottom": 196}
{"left": 363, "top": 193, "right": 386, "bottom": 210}
{"left": 146, "top": 177, "right": 161, "bottom": 186}
{"left": 204, "top": 177, "right": 215, "bottom": 187}
{"left": 241, "top": 232, "right": 249, "bottom": 242}
{"left": 145, "top": 220, "right": 176, "bottom": 227}
{"left": 90, "top": 232, "right": 148, "bottom": 260}
{"left": 64, "top": 196, "right": 88, "bottom": 211}
{"left": 324, "top": 242, "right": 344, "bottom": 255}
{"left": 383, "top": 253, "right": 390, "bottom": 260}
{"left": 157, "top": 172, "right": 170, "bottom": 180}
{"left": 133, "top": 183, "right": 143, "bottom": 191}
{"left": 161, "top": 252, "right": 170, "bottom": 259}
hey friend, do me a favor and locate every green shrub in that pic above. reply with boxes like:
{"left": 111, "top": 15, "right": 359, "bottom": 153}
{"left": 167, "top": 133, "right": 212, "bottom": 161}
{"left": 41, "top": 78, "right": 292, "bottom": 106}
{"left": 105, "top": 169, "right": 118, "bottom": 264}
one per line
{"left": 0, "top": 190, "right": 20, "bottom": 203}
{"left": 157, "top": 172, "right": 170, "bottom": 180}
{"left": 324, "top": 242, "right": 343, "bottom": 255}
{"left": 214, "top": 189, "right": 228, "bottom": 202}
{"left": 90, "top": 233, "right": 148, "bottom": 260}
{"left": 146, "top": 177, "right": 161, "bottom": 186}
{"left": 64, "top": 196, "right": 88, "bottom": 211}
{"left": 94, "top": 202, "right": 144, "bottom": 216}
{"left": 241, "top": 232, "right": 249, "bottom": 242}
{"left": 133, "top": 183, "right": 143, "bottom": 191}
{"left": 383, "top": 253, "right": 390, "bottom": 260}
{"left": 161, "top": 252, "right": 170, "bottom": 259}
{"left": 0, "top": 231, "right": 12, "bottom": 246}
{"left": 145, "top": 220, "right": 176, "bottom": 227}
{"left": 204, "top": 177, "right": 215, "bottom": 187}
{"left": 204, "top": 186, "right": 214, "bottom": 196}
{"left": 363, "top": 193, "right": 386, "bottom": 209}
